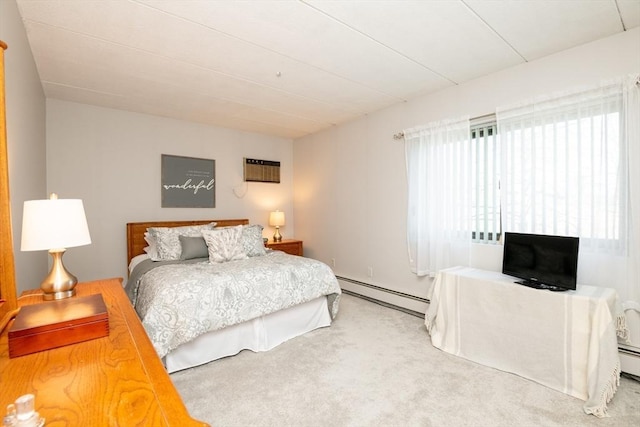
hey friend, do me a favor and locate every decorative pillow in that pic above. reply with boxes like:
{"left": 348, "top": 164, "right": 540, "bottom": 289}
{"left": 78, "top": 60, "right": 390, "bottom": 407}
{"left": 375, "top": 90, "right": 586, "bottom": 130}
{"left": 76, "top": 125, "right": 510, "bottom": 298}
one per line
{"left": 242, "top": 224, "right": 266, "bottom": 257}
{"left": 202, "top": 226, "right": 248, "bottom": 263}
{"left": 148, "top": 222, "right": 216, "bottom": 261}
{"left": 179, "top": 235, "right": 209, "bottom": 260}
{"left": 143, "top": 232, "right": 159, "bottom": 260}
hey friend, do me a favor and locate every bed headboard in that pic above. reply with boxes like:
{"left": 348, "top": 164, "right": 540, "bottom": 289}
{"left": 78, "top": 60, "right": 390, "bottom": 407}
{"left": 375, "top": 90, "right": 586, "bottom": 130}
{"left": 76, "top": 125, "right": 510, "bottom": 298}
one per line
{"left": 126, "top": 219, "right": 250, "bottom": 265}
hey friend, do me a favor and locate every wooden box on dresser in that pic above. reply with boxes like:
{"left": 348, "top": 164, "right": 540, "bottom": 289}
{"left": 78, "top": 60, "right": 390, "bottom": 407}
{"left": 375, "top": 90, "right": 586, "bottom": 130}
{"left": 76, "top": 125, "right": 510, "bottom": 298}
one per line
{"left": 266, "top": 239, "right": 303, "bottom": 256}
{"left": 0, "top": 278, "right": 208, "bottom": 426}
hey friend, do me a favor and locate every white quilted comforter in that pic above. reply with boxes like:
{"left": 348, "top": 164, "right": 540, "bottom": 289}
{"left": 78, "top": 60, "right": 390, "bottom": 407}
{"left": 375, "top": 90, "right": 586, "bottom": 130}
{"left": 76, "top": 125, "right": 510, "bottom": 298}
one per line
{"left": 129, "top": 251, "right": 341, "bottom": 358}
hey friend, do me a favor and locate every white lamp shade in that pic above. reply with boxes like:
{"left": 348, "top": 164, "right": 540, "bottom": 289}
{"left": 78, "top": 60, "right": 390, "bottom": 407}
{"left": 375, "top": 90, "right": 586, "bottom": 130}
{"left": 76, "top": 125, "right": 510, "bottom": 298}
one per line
{"left": 269, "top": 210, "right": 285, "bottom": 227}
{"left": 21, "top": 199, "right": 92, "bottom": 251}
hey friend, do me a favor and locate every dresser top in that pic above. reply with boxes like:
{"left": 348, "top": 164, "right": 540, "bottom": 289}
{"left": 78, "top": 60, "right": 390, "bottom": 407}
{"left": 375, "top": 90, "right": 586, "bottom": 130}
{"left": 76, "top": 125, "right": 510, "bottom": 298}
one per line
{"left": 0, "top": 278, "right": 208, "bottom": 426}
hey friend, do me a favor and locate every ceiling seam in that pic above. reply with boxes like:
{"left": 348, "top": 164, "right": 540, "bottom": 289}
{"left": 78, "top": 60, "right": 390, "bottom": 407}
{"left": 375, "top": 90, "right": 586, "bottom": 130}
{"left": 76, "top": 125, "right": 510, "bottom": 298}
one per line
{"left": 460, "top": 0, "right": 528, "bottom": 62}
{"left": 41, "top": 81, "right": 125, "bottom": 98}
{"left": 614, "top": 0, "right": 627, "bottom": 31}
{"left": 22, "top": 18, "right": 368, "bottom": 116}
{"left": 130, "top": 0, "right": 409, "bottom": 103}
{"left": 299, "top": 0, "right": 458, "bottom": 87}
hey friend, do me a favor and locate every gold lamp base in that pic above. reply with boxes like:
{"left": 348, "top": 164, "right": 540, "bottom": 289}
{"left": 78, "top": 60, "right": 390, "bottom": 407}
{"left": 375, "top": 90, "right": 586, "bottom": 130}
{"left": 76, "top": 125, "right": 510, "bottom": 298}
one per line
{"left": 41, "top": 249, "right": 77, "bottom": 301}
{"left": 273, "top": 226, "right": 282, "bottom": 242}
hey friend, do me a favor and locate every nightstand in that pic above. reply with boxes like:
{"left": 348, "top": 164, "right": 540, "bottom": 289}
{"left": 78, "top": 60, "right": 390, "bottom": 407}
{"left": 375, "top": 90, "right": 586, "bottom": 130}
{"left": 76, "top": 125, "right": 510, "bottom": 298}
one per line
{"left": 266, "top": 239, "right": 303, "bottom": 256}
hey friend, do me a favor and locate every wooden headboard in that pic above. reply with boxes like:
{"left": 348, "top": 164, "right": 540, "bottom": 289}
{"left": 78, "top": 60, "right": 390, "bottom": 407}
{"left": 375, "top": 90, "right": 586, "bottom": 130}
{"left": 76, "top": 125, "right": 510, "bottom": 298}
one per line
{"left": 126, "top": 219, "right": 249, "bottom": 265}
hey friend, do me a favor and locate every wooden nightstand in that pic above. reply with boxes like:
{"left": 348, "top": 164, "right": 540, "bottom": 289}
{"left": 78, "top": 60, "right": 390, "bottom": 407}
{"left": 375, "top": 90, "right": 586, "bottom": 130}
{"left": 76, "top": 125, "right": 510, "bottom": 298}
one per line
{"left": 0, "top": 278, "right": 208, "bottom": 426}
{"left": 266, "top": 239, "right": 303, "bottom": 256}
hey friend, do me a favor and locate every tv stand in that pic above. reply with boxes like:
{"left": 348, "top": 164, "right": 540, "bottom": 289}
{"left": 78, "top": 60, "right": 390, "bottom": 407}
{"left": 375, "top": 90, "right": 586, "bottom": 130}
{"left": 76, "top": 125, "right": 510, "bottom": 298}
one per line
{"left": 425, "top": 266, "right": 628, "bottom": 417}
{"left": 516, "top": 279, "right": 567, "bottom": 292}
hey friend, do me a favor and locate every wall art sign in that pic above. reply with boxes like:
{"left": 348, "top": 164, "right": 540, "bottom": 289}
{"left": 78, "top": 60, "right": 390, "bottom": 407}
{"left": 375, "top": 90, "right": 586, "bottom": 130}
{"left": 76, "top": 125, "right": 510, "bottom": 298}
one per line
{"left": 161, "top": 154, "right": 215, "bottom": 208}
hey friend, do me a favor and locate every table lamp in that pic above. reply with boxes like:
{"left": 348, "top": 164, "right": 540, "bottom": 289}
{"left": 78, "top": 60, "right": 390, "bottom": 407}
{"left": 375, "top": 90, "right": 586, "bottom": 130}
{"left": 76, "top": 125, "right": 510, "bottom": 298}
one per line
{"left": 20, "top": 193, "right": 91, "bottom": 300}
{"left": 269, "top": 210, "right": 285, "bottom": 242}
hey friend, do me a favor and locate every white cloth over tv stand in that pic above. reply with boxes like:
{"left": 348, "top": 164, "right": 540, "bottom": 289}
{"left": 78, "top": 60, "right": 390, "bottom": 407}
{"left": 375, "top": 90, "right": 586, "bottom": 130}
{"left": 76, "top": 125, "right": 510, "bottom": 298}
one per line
{"left": 425, "top": 266, "right": 628, "bottom": 417}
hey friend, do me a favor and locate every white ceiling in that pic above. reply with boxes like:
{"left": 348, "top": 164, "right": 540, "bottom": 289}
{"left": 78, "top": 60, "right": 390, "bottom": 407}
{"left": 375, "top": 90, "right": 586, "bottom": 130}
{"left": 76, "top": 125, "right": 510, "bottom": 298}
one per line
{"left": 14, "top": 0, "right": 640, "bottom": 139}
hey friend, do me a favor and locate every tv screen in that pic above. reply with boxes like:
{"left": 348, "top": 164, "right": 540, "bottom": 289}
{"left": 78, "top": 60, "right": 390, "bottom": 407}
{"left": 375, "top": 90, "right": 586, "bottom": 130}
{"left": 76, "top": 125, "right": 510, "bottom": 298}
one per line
{"left": 502, "top": 232, "right": 579, "bottom": 291}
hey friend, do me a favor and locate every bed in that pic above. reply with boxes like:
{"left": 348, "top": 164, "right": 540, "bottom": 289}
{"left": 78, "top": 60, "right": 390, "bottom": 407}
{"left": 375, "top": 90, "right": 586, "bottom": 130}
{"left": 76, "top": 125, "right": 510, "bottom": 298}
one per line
{"left": 125, "top": 219, "right": 341, "bottom": 373}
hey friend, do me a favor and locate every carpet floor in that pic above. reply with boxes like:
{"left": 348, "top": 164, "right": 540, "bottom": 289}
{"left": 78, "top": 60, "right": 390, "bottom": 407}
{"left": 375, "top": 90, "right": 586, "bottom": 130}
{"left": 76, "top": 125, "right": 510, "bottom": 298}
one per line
{"left": 171, "top": 293, "right": 640, "bottom": 426}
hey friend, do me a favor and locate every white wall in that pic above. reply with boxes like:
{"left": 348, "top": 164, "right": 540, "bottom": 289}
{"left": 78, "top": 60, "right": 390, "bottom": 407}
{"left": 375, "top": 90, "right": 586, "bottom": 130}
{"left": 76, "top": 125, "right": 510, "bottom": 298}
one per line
{"left": 46, "top": 100, "right": 293, "bottom": 283}
{"left": 294, "top": 29, "right": 640, "bottom": 312}
{"left": 0, "top": 0, "right": 48, "bottom": 295}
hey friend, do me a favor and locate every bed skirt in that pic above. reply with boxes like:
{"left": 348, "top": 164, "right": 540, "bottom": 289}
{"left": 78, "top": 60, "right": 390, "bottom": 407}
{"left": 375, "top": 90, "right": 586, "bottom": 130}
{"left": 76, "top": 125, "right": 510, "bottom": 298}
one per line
{"left": 165, "top": 296, "right": 331, "bottom": 373}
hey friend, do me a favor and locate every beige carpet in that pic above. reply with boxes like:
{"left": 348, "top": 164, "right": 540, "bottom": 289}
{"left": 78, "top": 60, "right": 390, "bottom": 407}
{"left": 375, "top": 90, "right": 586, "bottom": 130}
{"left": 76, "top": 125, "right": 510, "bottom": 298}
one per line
{"left": 171, "top": 293, "right": 640, "bottom": 426}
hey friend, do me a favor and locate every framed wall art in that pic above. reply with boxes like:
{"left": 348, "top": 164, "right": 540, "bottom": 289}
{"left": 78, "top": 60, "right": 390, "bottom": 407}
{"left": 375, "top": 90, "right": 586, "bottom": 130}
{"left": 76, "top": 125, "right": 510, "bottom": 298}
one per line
{"left": 161, "top": 154, "right": 215, "bottom": 208}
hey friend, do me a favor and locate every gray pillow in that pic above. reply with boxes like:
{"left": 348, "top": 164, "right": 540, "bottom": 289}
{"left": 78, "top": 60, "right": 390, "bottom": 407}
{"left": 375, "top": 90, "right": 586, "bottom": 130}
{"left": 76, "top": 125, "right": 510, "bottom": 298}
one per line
{"left": 148, "top": 222, "right": 216, "bottom": 261}
{"left": 179, "top": 235, "right": 209, "bottom": 260}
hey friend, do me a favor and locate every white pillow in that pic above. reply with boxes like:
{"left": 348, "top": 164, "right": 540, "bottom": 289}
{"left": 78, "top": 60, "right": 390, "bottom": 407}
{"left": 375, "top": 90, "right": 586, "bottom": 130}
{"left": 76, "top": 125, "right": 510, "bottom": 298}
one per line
{"left": 215, "top": 224, "right": 267, "bottom": 257}
{"left": 202, "top": 226, "right": 248, "bottom": 263}
{"left": 148, "top": 223, "right": 216, "bottom": 261}
{"left": 143, "top": 232, "right": 159, "bottom": 260}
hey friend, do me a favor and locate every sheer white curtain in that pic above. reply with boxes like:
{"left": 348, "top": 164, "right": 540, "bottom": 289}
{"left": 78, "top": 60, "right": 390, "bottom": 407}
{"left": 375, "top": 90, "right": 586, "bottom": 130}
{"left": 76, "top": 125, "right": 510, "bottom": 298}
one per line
{"left": 404, "top": 116, "right": 471, "bottom": 277}
{"left": 624, "top": 75, "right": 640, "bottom": 311}
{"left": 497, "top": 74, "right": 640, "bottom": 311}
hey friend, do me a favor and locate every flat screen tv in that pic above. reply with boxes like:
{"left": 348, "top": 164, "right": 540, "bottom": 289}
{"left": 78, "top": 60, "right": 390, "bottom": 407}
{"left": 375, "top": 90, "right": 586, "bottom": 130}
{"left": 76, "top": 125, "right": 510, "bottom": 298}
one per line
{"left": 502, "top": 232, "right": 579, "bottom": 291}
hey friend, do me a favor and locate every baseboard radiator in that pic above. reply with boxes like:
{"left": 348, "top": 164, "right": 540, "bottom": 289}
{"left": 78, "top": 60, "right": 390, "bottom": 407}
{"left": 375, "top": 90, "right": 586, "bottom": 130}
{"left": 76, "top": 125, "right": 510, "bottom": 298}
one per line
{"left": 337, "top": 275, "right": 640, "bottom": 377}
{"left": 620, "top": 346, "right": 640, "bottom": 358}
{"left": 336, "top": 276, "right": 427, "bottom": 318}
{"left": 619, "top": 346, "right": 640, "bottom": 378}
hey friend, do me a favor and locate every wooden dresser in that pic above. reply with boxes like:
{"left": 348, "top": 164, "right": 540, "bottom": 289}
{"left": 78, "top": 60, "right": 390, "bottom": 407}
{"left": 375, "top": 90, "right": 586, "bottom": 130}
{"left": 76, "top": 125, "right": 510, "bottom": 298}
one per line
{"left": 0, "top": 278, "right": 208, "bottom": 426}
{"left": 266, "top": 239, "right": 303, "bottom": 256}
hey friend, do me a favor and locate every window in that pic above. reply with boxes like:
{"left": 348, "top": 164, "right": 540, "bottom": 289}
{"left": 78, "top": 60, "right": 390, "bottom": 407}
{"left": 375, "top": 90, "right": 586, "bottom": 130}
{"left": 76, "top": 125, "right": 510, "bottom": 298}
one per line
{"left": 471, "top": 95, "right": 626, "bottom": 252}
{"left": 498, "top": 90, "right": 627, "bottom": 255}
{"left": 471, "top": 122, "right": 500, "bottom": 243}
{"left": 406, "top": 76, "right": 637, "bottom": 279}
